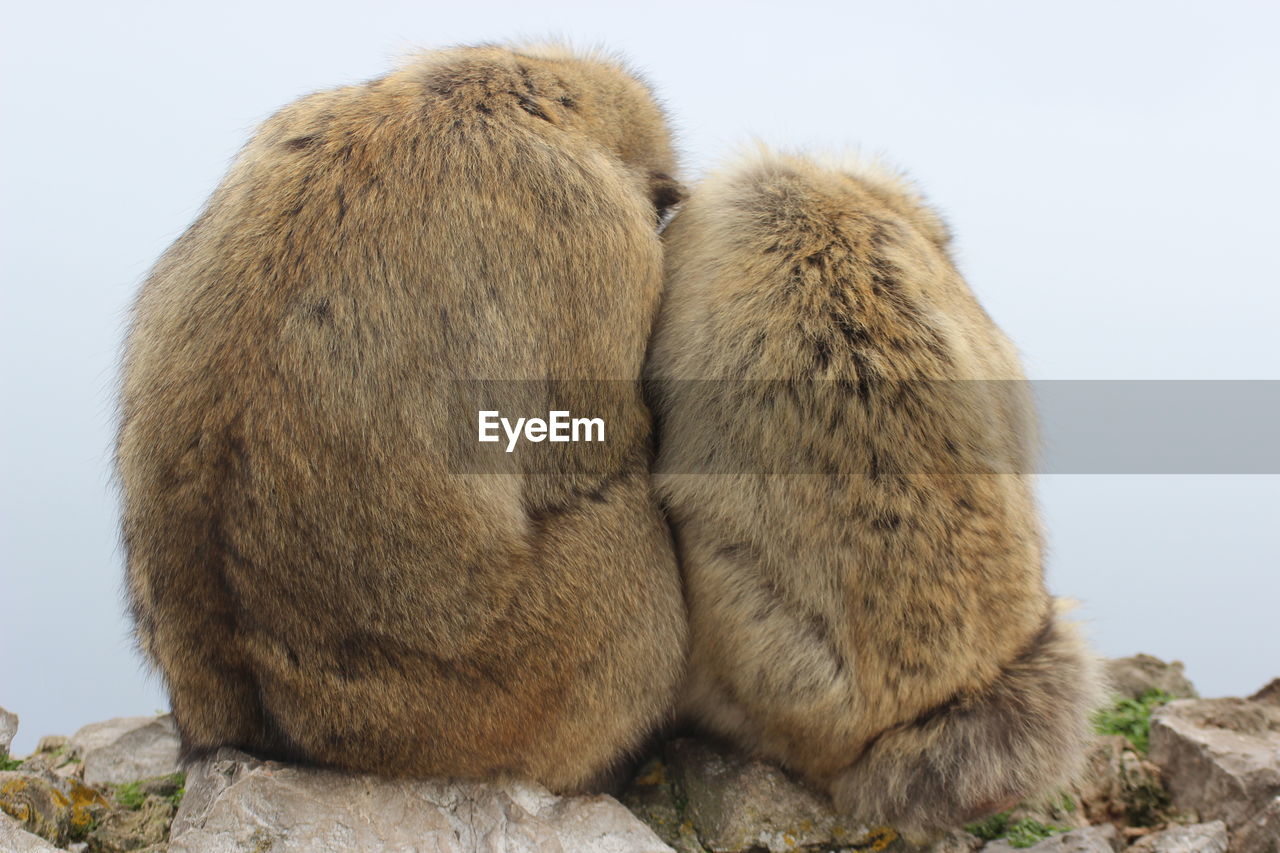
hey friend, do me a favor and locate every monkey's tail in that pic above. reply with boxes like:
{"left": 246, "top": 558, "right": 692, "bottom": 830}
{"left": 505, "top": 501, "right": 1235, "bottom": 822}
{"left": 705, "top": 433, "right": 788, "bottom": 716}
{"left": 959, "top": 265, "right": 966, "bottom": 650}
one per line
{"left": 830, "top": 600, "right": 1106, "bottom": 840}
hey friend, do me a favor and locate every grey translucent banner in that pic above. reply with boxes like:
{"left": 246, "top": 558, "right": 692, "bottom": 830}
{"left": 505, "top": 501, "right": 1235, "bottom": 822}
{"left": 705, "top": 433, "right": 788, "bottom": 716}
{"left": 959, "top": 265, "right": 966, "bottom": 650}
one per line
{"left": 1031, "top": 381, "right": 1279, "bottom": 474}
{"left": 434, "top": 380, "right": 1280, "bottom": 474}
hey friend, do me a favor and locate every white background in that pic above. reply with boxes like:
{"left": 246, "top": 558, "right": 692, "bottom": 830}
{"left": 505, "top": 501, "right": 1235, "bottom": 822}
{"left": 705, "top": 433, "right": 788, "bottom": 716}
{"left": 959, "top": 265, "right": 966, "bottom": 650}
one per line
{"left": 2, "top": 0, "right": 1277, "bottom": 753}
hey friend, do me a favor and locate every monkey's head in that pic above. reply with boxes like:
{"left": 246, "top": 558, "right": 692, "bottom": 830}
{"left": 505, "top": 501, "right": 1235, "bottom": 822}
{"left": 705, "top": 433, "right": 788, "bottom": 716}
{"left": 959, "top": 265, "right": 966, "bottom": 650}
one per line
{"left": 405, "top": 43, "right": 683, "bottom": 221}
{"left": 505, "top": 43, "right": 684, "bottom": 221}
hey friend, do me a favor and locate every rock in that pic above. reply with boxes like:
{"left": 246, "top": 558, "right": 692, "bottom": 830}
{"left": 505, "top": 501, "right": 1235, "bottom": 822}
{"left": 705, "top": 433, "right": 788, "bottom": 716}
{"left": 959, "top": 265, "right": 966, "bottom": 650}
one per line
{"left": 18, "top": 734, "right": 79, "bottom": 779}
{"left": 0, "top": 813, "right": 63, "bottom": 851}
{"left": 927, "top": 829, "right": 984, "bottom": 853}
{"left": 0, "top": 707, "right": 17, "bottom": 757}
{"left": 169, "top": 748, "right": 675, "bottom": 853}
{"left": 1251, "top": 680, "right": 1280, "bottom": 708}
{"left": 1106, "top": 655, "right": 1199, "bottom": 701}
{"left": 620, "top": 756, "right": 705, "bottom": 853}
{"left": 1231, "top": 796, "right": 1279, "bottom": 853}
{"left": 0, "top": 771, "right": 73, "bottom": 844}
{"left": 661, "top": 738, "right": 887, "bottom": 853}
{"left": 546, "top": 794, "right": 678, "bottom": 853}
{"left": 88, "top": 795, "right": 176, "bottom": 853}
{"left": 0, "top": 759, "right": 177, "bottom": 852}
{"left": 52, "top": 760, "right": 84, "bottom": 782}
{"left": 1149, "top": 697, "right": 1280, "bottom": 832}
{"left": 0, "top": 770, "right": 107, "bottom": 846}
{"left": 35, "top": 736, "right": 67, "bottom": 755}
{"left": 69, "top": 714, "right": 181, "bottom": 786}
{"left": 1076, "top": 735, "right": 1172, "bottom": 827}
{"left": 1126, "top": 821, "right": 1229, "bottom": 853}
{"left": 67, "top": 717, "right": 153, "bottom": 759}
{"left": 985, "top": 823, "right": 1120, "bottom": 853}
{"left": 136, "top": 772, "right": 184, "bottom": 799}
{"left": 1004, "top": 797, "right": 1090, "bottom": 834}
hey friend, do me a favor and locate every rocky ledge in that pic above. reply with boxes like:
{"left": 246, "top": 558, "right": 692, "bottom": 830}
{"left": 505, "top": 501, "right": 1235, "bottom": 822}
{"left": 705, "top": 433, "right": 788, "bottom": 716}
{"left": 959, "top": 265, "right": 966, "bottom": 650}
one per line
{"left": 2, "top": 656, "right": 1276, "bottom": 853}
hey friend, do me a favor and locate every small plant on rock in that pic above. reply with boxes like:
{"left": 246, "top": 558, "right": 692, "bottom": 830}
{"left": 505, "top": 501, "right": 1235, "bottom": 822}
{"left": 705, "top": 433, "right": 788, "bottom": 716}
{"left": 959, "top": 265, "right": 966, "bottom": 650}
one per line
{"left": 114, "top": 781, "right": 146, "bottom": 810}
{"left": 1004, "top": 818, "right": 1066, "bottom": 848}
{"left": 965, "top": 812, "right": 1069, "bottom": 848}
{"left": 965, "top": 811, "right": 1013, "bottom": 841}
{"left": 168, "top": 782, "right": 185, "bottom": 810}
{"left": 1092, "top": 689, "right": 1173, "bottom": 754}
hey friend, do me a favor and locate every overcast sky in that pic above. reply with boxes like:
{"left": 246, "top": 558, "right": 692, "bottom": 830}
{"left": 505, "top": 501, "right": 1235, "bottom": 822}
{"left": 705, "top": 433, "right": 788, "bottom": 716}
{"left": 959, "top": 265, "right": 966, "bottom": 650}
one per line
{"left": 2, "top": 0, "right": 1278, "bottom": 754}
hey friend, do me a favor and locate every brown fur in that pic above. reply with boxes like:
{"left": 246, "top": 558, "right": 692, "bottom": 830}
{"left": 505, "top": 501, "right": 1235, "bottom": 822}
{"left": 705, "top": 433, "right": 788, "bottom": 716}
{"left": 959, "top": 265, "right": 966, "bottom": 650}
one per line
{"left": 646, "top": 148, "right": 1104, "bottom": 835}
{"left": 116, "top": 43, "right": 687, "bottom": 792}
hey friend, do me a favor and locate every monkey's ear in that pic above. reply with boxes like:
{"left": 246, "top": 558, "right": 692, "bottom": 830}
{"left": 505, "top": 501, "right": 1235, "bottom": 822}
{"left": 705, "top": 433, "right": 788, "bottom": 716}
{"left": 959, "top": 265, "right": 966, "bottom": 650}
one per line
{"left": 648, "top": 172, "right": 685, "bottom": 224}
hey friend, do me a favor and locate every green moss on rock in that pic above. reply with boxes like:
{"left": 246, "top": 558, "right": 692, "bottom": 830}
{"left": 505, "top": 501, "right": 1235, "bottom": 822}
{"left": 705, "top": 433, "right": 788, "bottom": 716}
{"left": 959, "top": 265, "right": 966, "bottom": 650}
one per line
{"left": 1093, "top": 690, "right": 1173, "bottom": 755}
{"left": 964, "top": 812, "right": 1070, "bottom": 848}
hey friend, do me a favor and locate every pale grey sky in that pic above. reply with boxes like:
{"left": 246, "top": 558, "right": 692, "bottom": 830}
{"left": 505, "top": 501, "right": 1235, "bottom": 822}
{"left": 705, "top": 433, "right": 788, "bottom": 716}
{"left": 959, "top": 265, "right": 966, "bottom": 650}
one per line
{"left": 2, "top": 0, "right": 1277, "bottom": 754}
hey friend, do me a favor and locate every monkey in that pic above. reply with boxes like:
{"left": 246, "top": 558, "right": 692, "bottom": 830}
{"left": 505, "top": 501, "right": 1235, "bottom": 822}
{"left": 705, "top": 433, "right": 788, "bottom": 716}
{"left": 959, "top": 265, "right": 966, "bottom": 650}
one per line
{"left": 116, "top": 43, "right": 688, "bottom": 793}
{"left": 645, "top": 147, "right": 1104, "bottom": 836}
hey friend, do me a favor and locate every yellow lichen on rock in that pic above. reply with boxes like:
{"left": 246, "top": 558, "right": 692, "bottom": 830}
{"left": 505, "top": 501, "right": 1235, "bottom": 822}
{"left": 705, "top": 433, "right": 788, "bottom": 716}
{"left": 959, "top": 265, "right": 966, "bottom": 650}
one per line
{"left": 634, "top": 760, "right": 668, "bottom": 788}
{"left": 68, "top": 778, "right": 109, "bottom": 834}
{"left": 0, "top": 773, "right": 74, "bottom": 844}
{"left": 861, "top": 825, "right": 899, "bottom": 851}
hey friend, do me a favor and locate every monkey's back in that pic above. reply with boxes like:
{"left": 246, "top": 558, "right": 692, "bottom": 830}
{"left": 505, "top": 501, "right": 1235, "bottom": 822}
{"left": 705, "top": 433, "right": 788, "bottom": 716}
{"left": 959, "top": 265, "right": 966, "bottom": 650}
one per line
{"left": 648, "top": 151, "right": 1087, "bottom": 819}
{"left": 118, "top": 49, "right": 685, "bottom": 790}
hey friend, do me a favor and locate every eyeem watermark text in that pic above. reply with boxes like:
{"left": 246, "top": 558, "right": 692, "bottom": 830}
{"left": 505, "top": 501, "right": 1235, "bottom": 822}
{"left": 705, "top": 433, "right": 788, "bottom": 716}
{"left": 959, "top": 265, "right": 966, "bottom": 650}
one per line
{"left": 478, "top": 410, "right": 606, "bottom": 453}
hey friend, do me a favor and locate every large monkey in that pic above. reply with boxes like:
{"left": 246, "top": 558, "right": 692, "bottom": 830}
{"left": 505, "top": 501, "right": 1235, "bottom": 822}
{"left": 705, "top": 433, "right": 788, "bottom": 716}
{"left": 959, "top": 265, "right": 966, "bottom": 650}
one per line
{"left": 117, "top": 44, "right": 686, "bottom": 792}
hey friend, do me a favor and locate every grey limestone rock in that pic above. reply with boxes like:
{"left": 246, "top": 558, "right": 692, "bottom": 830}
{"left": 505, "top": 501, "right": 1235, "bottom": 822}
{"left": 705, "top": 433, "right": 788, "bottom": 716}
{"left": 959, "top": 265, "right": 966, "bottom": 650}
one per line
{"left": 169, "top": 748, "right": 675, "bottom": 853}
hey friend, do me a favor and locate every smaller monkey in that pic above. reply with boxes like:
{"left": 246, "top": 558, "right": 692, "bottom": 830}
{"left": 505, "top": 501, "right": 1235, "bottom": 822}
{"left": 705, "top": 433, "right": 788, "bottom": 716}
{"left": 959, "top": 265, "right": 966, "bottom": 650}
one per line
{"left": 646, "top": 148, "right": 1104, "bottom": 836}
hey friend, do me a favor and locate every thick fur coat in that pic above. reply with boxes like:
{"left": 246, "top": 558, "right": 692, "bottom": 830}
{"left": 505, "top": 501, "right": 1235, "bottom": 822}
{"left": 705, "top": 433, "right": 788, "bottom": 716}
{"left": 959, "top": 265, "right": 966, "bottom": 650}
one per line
{"left": 646, "top": 149, "right": 1104, "bottom": 835}
{"left": 117, "top": 44, "right": 687, "bottom": 792}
